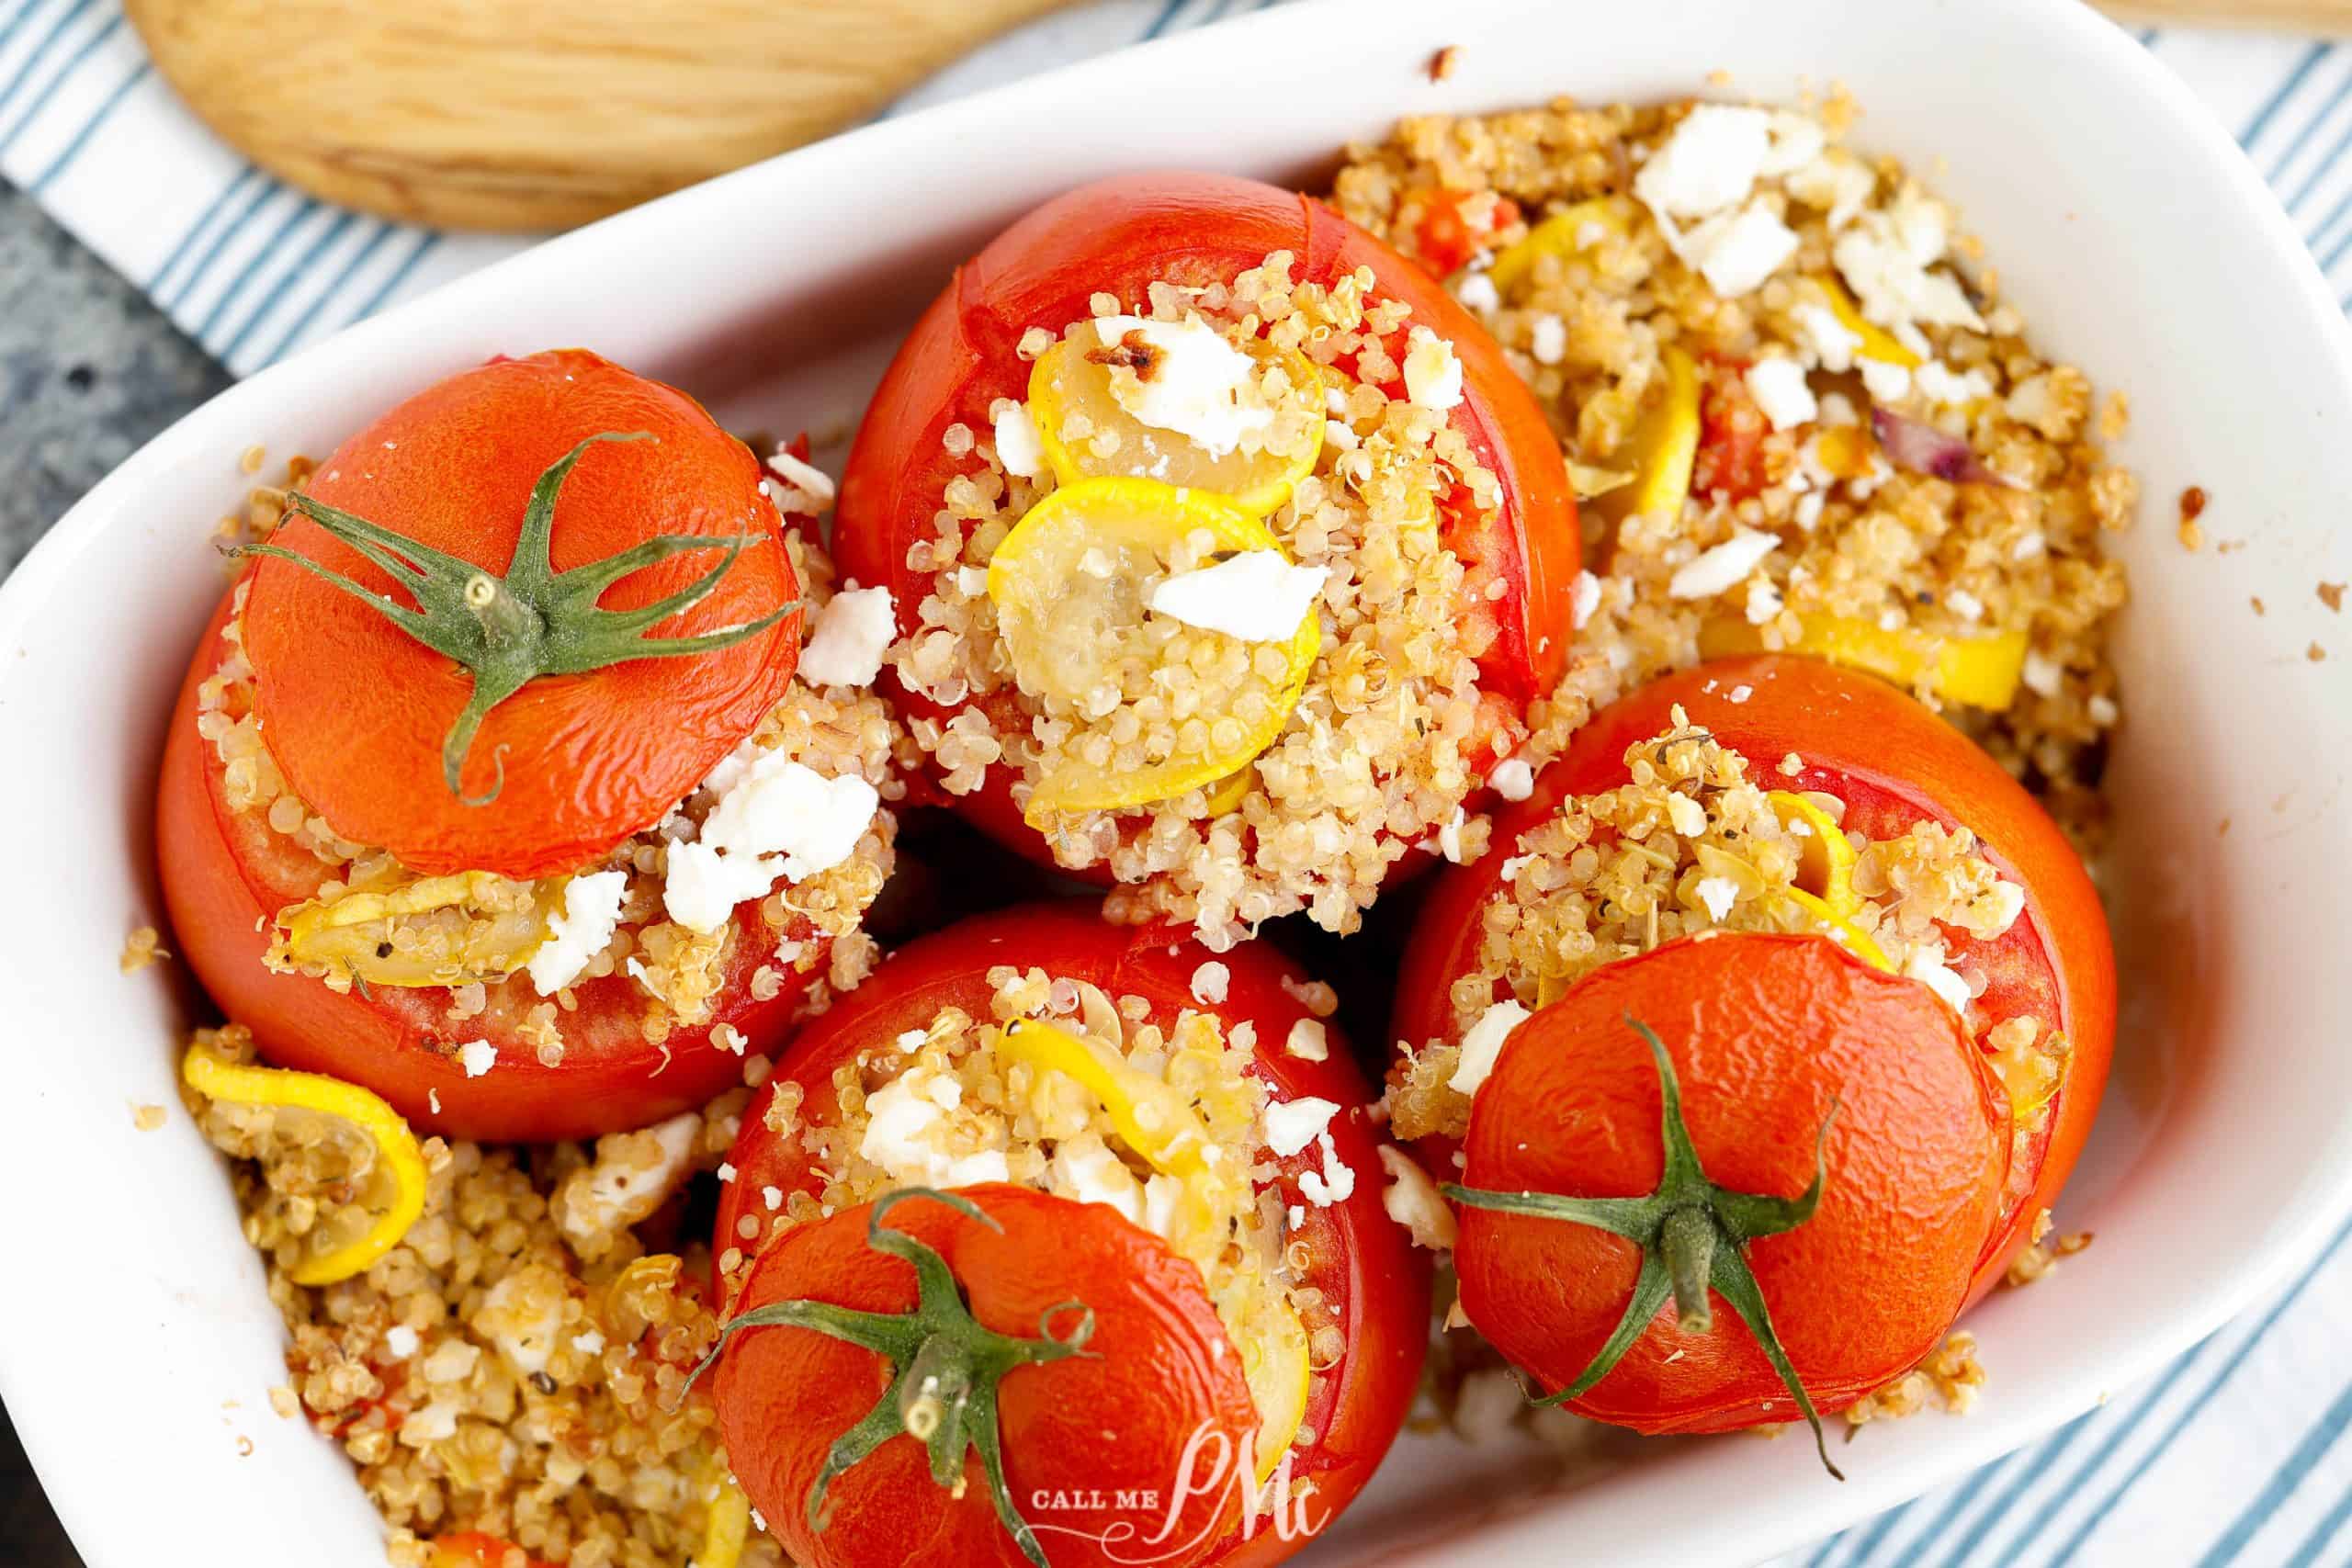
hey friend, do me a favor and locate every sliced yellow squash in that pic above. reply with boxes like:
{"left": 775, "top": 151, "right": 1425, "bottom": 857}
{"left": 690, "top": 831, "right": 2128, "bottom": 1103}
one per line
{"left": 183, "top": 1043, "right": 428, "bottom": 1285}
{"left": 1593, "top": 344, "right": 1701, "bottom": 526}
{"left": 277, "top": 869, "right": 551, "bottom": 988}
{"left": 1804, "top": 275, "right": 1921, "bottom": 369}
{"left": 1702, "top": 614, "right": 2029, "bottom": 710}
{"left": 987, "top": 478, "right": 1321, "bottom": 821}
{"left": 1028, "top": 324, "right": 1324, "bottom": 516}
{"left": 699, "top": 1462, "right": 752, "bottom": 1568}
{"left": 1487, "top": 197, "right": 1634, "bottom": 296}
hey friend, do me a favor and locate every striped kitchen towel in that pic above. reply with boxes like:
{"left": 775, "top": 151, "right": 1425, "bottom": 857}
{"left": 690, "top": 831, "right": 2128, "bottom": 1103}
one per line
{"left": 6, "top": 2, "right": 2352, "bottom": 1565}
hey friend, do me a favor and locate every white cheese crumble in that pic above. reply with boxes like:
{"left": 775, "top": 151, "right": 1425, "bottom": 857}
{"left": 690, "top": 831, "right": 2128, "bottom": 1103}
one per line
{"left": 1905, "top": 945, "right": 1973, "bottom": 1014}
{"left": 796, "top": 585, "right": 897, "bottom": 688}
{"left": 1298, "top": 1131, "right": 1355, "bottom": 1206}
{"left": 1455, "top": 272, "right": 1501, "bottom": 312}
{"left": 1676, "top": 201, "right": 1801, "bottom": 299}
{"left": 1488, "top": 758, "right": 1535, "bottom": 801}
{"left": 1285, "top": 1018, "right": 1329, "bottom": 1062}
{"left": 1146, "top": 549, "right": 1328, "bottom": 642}
{"left": 1666, "top": 791, "right": 1709, "bottom": 838}
{"left": 1449, "top": 999, "right": 1532, "bottom": 1096}
{"left": 1915, "top": 361, "right": 1995, "bottom": 407}
{"left": 763, "top": 451, "right": 836, "bottom": 505}
{"left": 1437, "top": 806, "right": 1470, "bottom": 863}
{"left": 2022, "top": 649, "right": 2064, "bottom": 697}
{"left": 1053, "top": 1137, "right": 1145, "bottom": 1226}
{"left": 383, "top": 1325, "right": 420, "bottom": 1359}
{"left": 1634, "top": 105, "right": 1772, "bottom": 219}
{"left": 1746, "top": 356, "right": 1817, "bottom": 431}
{"left": 1530, "top": 312, "right": 1568, "bottom": 366}
{"left": 1792, "top": 301, "right": 1862, "bottom": 372}
{"left": 1946, "top": 588, "right": 1984, "bottom": 623}
{"left": 1746, "top": 576, "right": 1785, "bottom": 624}
{"left": 458, "top": 1040, "right": 496, "bottom": 1078}
{"left": 526, "top": 870, "right": 628, "bottom": 996}
{"left": 1091, "top": 314, "right": 1272, "bottom": 457}
{"left": 568, "top": 1112, "right": 700, "bottom": 1238}
{"left": 1189, "top": 961, "right": 1230, "bottom": 1005}
{"left": 1263, "top": 1096, "right": 1341, "bottom": 1158}
{"left": 1833, "top": 191, "right": 1985, "bottom": 336}
{"left": 993, "top": 400, "right": 1048, "bottom": 480}
{"left": 1669, "top": 528, "right": 1777, "bottom": 599}
{"left": 1694, "top": 875, "right": 1739, "bottom": 921}
{"left": 1377, "top": 1145, "right": 1457, "bottom": 1251}
{"left": 1570, "top": 569, "right": 1602, "bottom": 628}
{"left": 1859, "top": 358, "right": 1912, "bottom": 404}
{"left": 1402, "top": 327, "right": 1465, "bottom": 411}
{"left": 1786, "top": 149, "right": 1877, "bottom": 231}
{"left": 857, "top": 1075, "right": 1012, "bottom": 1188}
{"left": 662, "top": 746, "right": 879, "bottom": 933}
{"left": 2088, "top": 694, "right": 2120, "bottom": 727}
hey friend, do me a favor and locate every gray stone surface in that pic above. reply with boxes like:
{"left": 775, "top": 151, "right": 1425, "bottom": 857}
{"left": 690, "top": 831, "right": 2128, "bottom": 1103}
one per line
{"left": 1, "top": 173, "right": 222, "bottom": 1568}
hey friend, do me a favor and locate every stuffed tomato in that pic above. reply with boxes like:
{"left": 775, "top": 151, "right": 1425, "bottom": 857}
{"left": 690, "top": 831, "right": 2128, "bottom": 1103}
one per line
{"left": 834, "top": 171, "right": 1580, "bottom": 947}
{"left": 1393, "top": 655, "right": 2116, "bottom": 1303}
{"left": 701, "top": 902, "right": 1428, "bottom": 1568}
{"left": 158, "top": 350, "right": 901, "bottom": 1141}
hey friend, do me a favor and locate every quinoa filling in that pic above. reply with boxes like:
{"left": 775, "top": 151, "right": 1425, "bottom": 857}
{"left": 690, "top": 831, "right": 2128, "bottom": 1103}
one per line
{"left": 720, "top": 965, "right": 1344, "bottom": 1473}
{"left": 198, "top": 513, "right": 899, "bottom": 1056}
{"left": 1387, "top": 714, "right": 2062, "bottom": 1148}
{"left": 892, "top": 255, "right": 1519, "bottom": 947}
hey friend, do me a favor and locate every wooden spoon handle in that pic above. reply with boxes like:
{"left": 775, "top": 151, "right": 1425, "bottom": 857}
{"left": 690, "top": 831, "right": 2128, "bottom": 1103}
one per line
{"left": 126, "top": 0, "right": 1080, "bottom": 231}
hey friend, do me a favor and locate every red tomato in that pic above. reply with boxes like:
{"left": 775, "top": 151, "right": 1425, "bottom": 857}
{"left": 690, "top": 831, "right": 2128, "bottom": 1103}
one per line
{"left": 716, "top": 902, "right": 1427, "bottom": 1568}
{"left": 717, "top": 1186, "right": 1261, "bottom": 1568}
{"left": 1404, "top": 186, "right": 1522, "bottom": 278}
{"left": 1395, "top": 656, "right": 2116, "bottom": 1300}
{"left": 243, "top": 349, "right": 801, "bottom": 880}
{"left": 1455, "top": 933, "right": 2008, "bottom": 1432}
{"left": 1693, "top": 355, "right": 1770, "bottom": 504}
{"left": 834, "top": 172, "right": 1578, "bottom": 876}
{"left": 156, "top": 591, "right": 832, "bottom": 1142}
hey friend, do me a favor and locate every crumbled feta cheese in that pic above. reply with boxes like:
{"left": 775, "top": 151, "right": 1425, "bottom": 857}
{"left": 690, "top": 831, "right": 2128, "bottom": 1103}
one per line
{"left": 1189, "top": 961, "right": 1230, "bottom": 1005}
{"left": 1147, "top": 550, "right": 1328, "bottom": 641}
{"left": 1758, "top": 111, "right": 1828, "bottom": 176}
{"left": 1634, "top": 105, "right": 1773, "bottom": 219}
{"left": 857, "top": 1076, "right": 1010, "bottom": 1188}
{"left": 1377, "top": 1145, "right": 1457, "bottom": 1250}
{"left": 1489, "top": 758, "right": 1534, "bottom": 801}
{"left": 1946, "top": 588, "right": 1984, "bottom": 623}
{"left": 383, "top": 1325, "right": 420, "bottom": 1359}
{"left": 1287, "top": 1204, "right": 1306, "bottom": 1231}
{"left": 478, "top": 1270, "right": 565, "bottom": 1378}
{"left": 1402, "top": 327, "right": 1465, "bottom": 411}
{"left": 567, "top": 1113, "right": 700, "bottom": 1237}
{"left": 571, "top": 1330, "right": 605, "bottom": 1356}
{"left": 1693, "top": 875, "right": 1738, "bottom": 921}
{"left": 1666, "top": 792, "right": 1709, "bottom": 838}
{"left": 797, "top": 586, "right": 897, "bottom": 688}
{"left": 1905, "top": 946, "right": 1973, "bottom": 1014}
{"left": 716, "top": 1162, "right": 736, "bottom": 1183}
{"left": 1833, "top": 192, "right": 1985, "bottom": 336}
{"left": 458, "top": 1040, "right": 496, "bottom": 1078}
{"left": 1729, "top": 683, "right": 1753, "bottom": 704}
{"left": 2012, "top": 530, "right": 2047, "bottom": 562}
{"left": 956, "top": 565, "right": 989, "bottom": 596}
{"left": 1792, "top": 302, "right": 1861, "bottom": 373}
{"left": 1437, "top": 806, "right": 1470, "bottom": 863}
{"left": 1449, "top": 999, "right": 1532, "bottom": 1096}
{"left": 1859, "top": 358, "right": 1912, "bottom": 404}
{"left": 663, "top": 748, "right": 879, "bottom": 933}
{"left": 1264, "top": 1096, "right": 1342, "bottom": 1158}
{"left": 1285, "top": 1018, "right": 1329, "bottom": 1062}
{"left": 1785, "top": 150, "right": 1877, "bottom": 231}
{"left": 1793, "top": 491, "right": 1826, "bottom": 531}
{"left": 1746, "top": 356, "right": 1817, "bottom": 431}
{"left": 1674, "top": 201, "right": 1800, "bottom": 298}
{"left": 1571, "top": 569, "right": 1602, "bottom": 628}
{"left": 1298, "top": 1131, "right": 1356, "bottom": 1206}
{"left": 1323, "top": 418, "right": 1360, "bottom": 452}
{"left": 2022, "top": 649, "right": 2064, "bottom": 697}
{"left": 764, "top": 451, "right": 837, "bottom": 505}
{"left": 1456, "top": 272, "right": 1500, "bottom": 312}
{"left": 1053, "top": 1137, "right": 1144, "bottom": 1225}
{"left": 1669, "top": 528, "right": 1777, "bottom": 599}
{"left": 993, "top": 400, "right": 1047, "bottom": 480}
{"left": 2088, "top": 694, "right": 2119, "bottom": 727}
{"left": 525, "top": 870, "right": 628, "bottom": 996}
{"left": 1746, "top": 576, "right": 1785, "bottom": 625}
{"left": 1091, "top": 315, "right": 1271, "bottom": 457}
{"left": 1915, "top": 361, "right": 1995, "bottom": 407}
{"left": 1530, "top": 312, "right": 1568, "bottom": 366}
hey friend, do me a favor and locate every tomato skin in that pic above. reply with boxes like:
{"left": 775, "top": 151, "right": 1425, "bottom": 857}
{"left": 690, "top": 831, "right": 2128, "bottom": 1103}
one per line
{"left": 1405, "top": 187, "right": 1521, "bottom": 278}
{"left": 157, "top": 592, "right": 828, "bottom": 1143}
{"left": 243, "top": 349, "right": 802, "bottom": 881}
{"left": 1456, "top": 933, "right": 2008, "bottom": 1431}
{"left": 835, "top": 172, "right": 1578, "bottom": 873}
{"left": 718, "top": 902, "right": 1427, "bottom": 1568}
{"left": 1693, "top": 356, "right": 1769, "bottom": 504}
{"left": 1395, "top": 656, "right": 2116, "bottom": 1300}
{"left": 717, "top": 1185, "right": 1261, "bottom": 1568}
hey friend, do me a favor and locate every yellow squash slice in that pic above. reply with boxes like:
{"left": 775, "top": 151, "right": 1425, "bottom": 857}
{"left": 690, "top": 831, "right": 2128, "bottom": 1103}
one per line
{"left": 1028, "top": 325, "right": 1324, "bottom": 516}
{"left": 183, "top": 1043, "right": 428, "bottom": 1285}
{"left": 277, "top": 869, "right": 552, "bottom": 988}
{"left": 1487, "top": 197, "right": 1633, "bottom": 295}
{"left": 987, "top": 477, "right": 1322, "bottom": 821}
{"left": 1592, "top": 344, "right": 1701, "bottom": 526}
{"left": 1804, "top": 275, "right": 1921, "bottom": 368}
{"left": 1702, "top": 614, "right": 2029, "bottom": 710}
{"left": 993, "top": 1018, "right": 1311, "bottom": 1479}
{"left": 1765, "top": 790, "right": 1894, "bottom": 973}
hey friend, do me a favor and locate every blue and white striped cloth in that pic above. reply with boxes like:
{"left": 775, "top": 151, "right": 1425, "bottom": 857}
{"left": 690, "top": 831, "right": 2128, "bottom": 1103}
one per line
{"left": 7, "top": 1, "right": 2352, "bottom": 1563}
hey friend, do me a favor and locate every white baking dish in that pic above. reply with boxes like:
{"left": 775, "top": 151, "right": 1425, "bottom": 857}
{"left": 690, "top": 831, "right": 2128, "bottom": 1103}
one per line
{"left": 6, "top": 0, "right": 2351, "bottom": 1562}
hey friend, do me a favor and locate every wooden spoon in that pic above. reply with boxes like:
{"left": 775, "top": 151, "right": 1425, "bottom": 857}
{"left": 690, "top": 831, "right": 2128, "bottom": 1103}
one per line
{"left": 127, "top": 0, "right": 2352, "bottom": 235}
{"left": 124, "top": 0, "right": 1079, "bottom": 231}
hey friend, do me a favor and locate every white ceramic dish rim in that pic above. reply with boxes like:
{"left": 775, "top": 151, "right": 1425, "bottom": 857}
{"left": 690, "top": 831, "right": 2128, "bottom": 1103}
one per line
{"left": 6, "top": 0, "right": 2352, "bottom": 1563}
